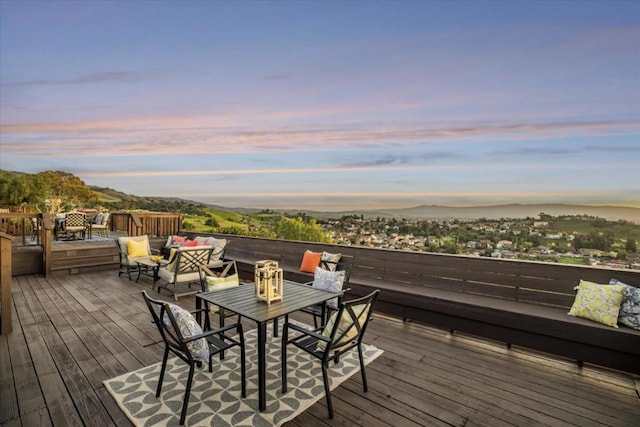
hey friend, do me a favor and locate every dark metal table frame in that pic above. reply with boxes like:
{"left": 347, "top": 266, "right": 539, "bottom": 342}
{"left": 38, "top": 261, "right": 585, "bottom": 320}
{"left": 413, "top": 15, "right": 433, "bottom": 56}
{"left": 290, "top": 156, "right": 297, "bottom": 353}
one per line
{"left": 195, "top": 281, "right": 343, "bottom": 412}
{"left": 135, "top": 258, "right": 167, "bottom": 283}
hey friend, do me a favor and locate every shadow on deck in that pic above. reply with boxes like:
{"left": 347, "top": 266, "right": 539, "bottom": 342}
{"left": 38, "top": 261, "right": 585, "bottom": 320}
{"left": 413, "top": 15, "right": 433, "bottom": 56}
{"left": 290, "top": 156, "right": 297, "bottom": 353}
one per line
{"left": 2, "top": 270, "right": 639, "bottom": 426}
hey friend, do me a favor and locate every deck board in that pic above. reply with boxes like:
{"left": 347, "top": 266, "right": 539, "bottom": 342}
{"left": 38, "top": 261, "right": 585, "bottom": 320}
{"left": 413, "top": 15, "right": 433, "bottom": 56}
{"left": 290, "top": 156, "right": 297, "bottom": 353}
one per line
{"left": 3, "top": 271, "right": 639, "bottom": 426}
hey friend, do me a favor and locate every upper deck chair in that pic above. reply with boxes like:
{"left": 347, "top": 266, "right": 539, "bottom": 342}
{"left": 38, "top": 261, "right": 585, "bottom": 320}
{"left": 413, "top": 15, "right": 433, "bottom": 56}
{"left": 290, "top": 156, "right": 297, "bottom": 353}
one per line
{"left": 63, "top": 212, "right": 87, "bottom": 240}
{"left": 142, "top": 290, "right": 246, "bottom": 425}
{"left": 281, "top": 290, "right": 380, "bottom": 419}
{"left": 89, "top": 212, "right": 110, "bottom": 238}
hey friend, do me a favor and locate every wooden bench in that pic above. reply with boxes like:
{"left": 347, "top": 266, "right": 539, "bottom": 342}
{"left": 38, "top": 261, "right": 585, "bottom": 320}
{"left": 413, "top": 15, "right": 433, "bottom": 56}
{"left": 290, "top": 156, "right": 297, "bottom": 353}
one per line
{"left": 198, "top": 233, "right": 640, "bottom": 374}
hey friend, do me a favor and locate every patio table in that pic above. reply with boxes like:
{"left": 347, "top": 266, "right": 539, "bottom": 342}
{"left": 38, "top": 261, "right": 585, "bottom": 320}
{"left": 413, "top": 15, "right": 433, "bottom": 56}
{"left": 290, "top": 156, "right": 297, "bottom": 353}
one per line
{"left": 195, "top": 280, "right": 344, "bottom": 412}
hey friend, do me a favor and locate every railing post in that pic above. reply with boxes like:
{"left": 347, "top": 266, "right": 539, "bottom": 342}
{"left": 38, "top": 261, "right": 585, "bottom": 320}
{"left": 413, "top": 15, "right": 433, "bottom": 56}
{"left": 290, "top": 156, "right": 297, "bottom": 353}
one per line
{"left": 0, "top": 231, "right": 14, "bottom": 334}
{"left": 42, "top": 214, "right": 52, "bottom": 277}
{"left": 130, "top": 214, "right": 143, "bottom": 236}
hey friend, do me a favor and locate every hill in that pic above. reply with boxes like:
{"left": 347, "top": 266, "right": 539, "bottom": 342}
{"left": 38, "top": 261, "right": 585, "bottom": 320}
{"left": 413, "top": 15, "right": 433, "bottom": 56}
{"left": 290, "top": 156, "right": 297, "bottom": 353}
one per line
{"left": 90, "top": 185, "right": 639, "bottom": 223}
{"left": 285, "top": 204, "right": 639, "bottom": 223}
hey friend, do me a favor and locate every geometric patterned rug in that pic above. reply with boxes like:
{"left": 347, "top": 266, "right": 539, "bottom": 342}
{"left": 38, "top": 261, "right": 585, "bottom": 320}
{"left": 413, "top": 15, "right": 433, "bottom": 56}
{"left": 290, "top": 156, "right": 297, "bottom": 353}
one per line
{"left": 104, "top": 321, "right": 383, "bottom": 426}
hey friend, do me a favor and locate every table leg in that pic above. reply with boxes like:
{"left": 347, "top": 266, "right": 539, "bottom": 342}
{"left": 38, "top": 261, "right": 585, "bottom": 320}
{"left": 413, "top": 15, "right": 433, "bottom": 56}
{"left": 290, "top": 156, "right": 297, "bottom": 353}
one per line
{"left": 135, "top": 264, "right": 143, "bottom": 282}
{"left": 195, "top": 297, "right": 203, "bottom": 325}
{"left": 257, "top": 321, "right": 267, "bottom": 412}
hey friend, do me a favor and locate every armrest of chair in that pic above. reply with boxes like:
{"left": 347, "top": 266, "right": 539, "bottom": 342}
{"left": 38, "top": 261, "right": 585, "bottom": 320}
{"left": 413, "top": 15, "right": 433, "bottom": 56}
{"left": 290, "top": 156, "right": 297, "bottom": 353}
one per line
{"left": 285, "top": 321, "right": 327, "bottom": 341}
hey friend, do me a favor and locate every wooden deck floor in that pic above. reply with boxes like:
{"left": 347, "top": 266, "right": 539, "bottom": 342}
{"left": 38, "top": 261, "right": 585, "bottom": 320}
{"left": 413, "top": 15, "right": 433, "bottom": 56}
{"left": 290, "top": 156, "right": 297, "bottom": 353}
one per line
{"left": 2, "top": 271, "right": 639, "bottom": 426}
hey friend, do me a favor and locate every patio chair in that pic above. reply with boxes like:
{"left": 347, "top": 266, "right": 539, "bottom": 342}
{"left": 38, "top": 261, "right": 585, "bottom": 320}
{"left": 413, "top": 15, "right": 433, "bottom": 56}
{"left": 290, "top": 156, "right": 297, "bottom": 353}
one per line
{"left": 199, "top": 260, "right": 241, "bottom": 328}
{"left": 281, "top": 290, "right": 379, "bottom": 419}
{"left": 54, "top": 213, "right": 66, "bottom": 240}
{"left": 156, "top": 246, "right": 213, "bottom": 300}
{"left": 116, "top": 235, "right": 159, "bottom": 280}
{"left": 63, "top": 212, "right": 87, "bottom": 240}
{"left": 162, "top": 236, "right": 228, "bottom": 269}
{"left": 141, "top": 290, "right": 246, "bottom": 425}
{"left": 89, "top": 212, "right": 110, "bottom": 238}
{"left": 301, "top": 261, "right": 351, "bottom": 328}
{"left": 30, "top": 217, "right": 40, "bottom": 243}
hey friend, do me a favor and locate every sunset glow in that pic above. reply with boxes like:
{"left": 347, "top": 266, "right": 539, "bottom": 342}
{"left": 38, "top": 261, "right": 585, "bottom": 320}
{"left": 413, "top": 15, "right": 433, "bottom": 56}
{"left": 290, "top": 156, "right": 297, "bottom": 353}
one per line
{"left": 1, "top": 1, "right": 638, "bottom": 210}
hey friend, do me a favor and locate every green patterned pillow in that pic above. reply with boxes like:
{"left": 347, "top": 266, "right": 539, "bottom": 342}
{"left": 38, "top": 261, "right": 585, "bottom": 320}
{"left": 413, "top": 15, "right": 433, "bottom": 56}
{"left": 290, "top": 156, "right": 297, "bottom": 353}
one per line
{"left": 206, "top": 273, "right": 239, "bottom": 292}
{"left": 317, "top": 303, "right": 369, "bottom": 351}
{"left": 568, "top": 280, "right": 626, "bottom": 328}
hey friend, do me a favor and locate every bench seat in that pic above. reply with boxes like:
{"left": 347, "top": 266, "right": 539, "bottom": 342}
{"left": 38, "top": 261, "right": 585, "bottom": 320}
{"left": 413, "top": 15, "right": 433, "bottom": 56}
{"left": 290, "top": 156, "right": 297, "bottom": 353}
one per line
{"left": 346, "top": 277, "right": 640, "bottom": 374}
{"left": 204, "top": 233, "right": 640, "bottom": 374}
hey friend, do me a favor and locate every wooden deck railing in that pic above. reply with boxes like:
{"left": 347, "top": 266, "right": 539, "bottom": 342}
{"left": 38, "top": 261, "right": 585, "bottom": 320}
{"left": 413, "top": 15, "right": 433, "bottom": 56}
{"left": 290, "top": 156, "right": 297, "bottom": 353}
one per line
{"left": 1, "top": 231, "right": 15, "bottom": 334}
{"left": 183, "top": 232, "right": 640, "bottom": 307}
{"left": 0, "top": 212, "right": 45, "bottom": 246}
{"left": 110, "top": 212, "right": 182, "bottom": 237}
{"left": 2, "top": 211, "right": 182, "bottom": 276}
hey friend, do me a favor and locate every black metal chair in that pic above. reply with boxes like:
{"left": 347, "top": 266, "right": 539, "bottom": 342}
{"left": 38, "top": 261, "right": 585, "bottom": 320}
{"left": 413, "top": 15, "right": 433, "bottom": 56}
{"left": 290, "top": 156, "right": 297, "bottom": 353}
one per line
{"left": 281, "top": 289, "right": 379, "bottom": 419}
{"left": 141, "top": 290, "right": 246, "bottom": 425}
{"left": 300, "top": 261, "right": 351, "bottom": 328}
{"left": 198, "top": 261, "right": 243, "bottom": 328}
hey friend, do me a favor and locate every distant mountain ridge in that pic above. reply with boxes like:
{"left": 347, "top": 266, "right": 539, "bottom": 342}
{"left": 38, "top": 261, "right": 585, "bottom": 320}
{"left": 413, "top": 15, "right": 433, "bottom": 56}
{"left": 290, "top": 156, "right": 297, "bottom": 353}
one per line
{"left": 89, "top": 185, "right": 639, "bottom": 223}
{"left": 276, "top": 204, "right": 640, "bottom": 223}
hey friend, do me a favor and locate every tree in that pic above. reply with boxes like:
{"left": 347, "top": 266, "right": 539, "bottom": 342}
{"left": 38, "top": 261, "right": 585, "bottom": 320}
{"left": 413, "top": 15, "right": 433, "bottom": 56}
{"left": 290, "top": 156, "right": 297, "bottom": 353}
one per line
{"left": 205, "top": 217, "right": 219, "bottom": 227}
{"left": 35, "top": 171, "right": 98, "bottom": 213}
{"left": 0, "top": 171, "right": 46, "bottom": 207}
{"left": 625, "top": 239, "right": 637, "bottom": 253}
{"left": 274, "top": 217, "right": 332, "bottom": 243}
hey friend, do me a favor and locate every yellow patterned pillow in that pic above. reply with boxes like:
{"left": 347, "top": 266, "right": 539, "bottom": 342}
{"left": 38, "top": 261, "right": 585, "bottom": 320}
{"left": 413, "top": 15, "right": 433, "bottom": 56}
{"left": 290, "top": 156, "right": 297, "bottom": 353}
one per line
{"left": 568, "top": 280, "right": 626, "bottom": 327}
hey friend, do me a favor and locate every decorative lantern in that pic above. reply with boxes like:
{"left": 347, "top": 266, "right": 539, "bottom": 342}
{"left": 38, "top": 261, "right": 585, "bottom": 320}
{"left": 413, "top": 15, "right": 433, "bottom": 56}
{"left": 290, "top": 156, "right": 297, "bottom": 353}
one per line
{"left": 254, "top": 260, "right": 283, "bottom": 304}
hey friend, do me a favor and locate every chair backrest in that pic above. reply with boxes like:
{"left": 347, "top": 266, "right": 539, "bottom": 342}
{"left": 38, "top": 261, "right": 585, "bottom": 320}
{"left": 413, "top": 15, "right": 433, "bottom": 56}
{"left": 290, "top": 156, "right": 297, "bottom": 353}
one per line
{"left": 171, "top": 247, "right": 213, "bottom": 276}
{"left": 92, "top": 212, "right": 109, "bottom": 225}
{"left": 193, "top": 236, "right": 228, "bottom": 261}
{"left": 117, "top": 235, "right": 151, "bottom": 256}
{"left": 65, "top": 212, "right": 86, "bottom": 228}
{"left": 326, "top": 290, "right": 379, "bottom": 352}
{"left": 332, "top": 261, "right": 351, "bottom": 288}
{"left": 141, "top": 290, "right": 192, "bottom": 363}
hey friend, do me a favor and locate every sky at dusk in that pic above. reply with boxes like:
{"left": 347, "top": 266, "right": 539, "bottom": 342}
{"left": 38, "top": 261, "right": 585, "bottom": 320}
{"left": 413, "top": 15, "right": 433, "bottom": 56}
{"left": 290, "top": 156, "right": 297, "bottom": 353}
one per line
{"left": 1, "top": 0, "right": 639, "bottom": 210}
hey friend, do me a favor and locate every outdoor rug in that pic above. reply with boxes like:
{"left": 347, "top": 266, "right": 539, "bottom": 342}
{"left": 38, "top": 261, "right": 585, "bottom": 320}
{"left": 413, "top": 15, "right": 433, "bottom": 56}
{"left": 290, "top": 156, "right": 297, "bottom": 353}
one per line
{"left": 104, "top": 321, "right": 383, "bottom": 426}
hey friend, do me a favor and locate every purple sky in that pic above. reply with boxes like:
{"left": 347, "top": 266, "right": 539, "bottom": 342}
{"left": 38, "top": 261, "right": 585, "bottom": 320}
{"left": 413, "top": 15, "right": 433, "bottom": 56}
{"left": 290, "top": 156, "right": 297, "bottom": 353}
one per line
{"left": 1, "top": 0, "right": 638, "bottom": 210}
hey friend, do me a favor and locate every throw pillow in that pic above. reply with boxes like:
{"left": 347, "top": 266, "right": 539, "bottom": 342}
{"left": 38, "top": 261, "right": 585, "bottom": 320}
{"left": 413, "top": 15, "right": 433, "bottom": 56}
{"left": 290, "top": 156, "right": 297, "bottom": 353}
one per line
{"left": 163, "top": 304, "right": 209, "bottom": 362}
{"left": 568, "top": 280, "right": 626, "bottom": 327}
{"left": 209, "top": 238, "right": 227, "bottom": 260}
{"left": 165, "top": 248, "right": 177, "bottom": 271}
{"left": 183, "top": 239, "right": 198, "bottom": 247}
{"left": 300, "top": 250, "right": 322, "bottom": 273}
{"left": 321, "top": 251, "right": 342, "bottom": 271}
{"left": 317, "top": 303, "right": 370, "bottom": 351}
{"left": 312, "top": 267, "right": 346, "bottom": 309}
{"left": 609, "top": 279, "right": 640, "bottom": 330}
{"left": 92, "top": 213, "right": 103, "bottom": 224}
{"left": 171, "top": 235, "right": 187, "bottom": 247}
{"left": 126, "top": 239, "right": 150, "bottom": 258}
